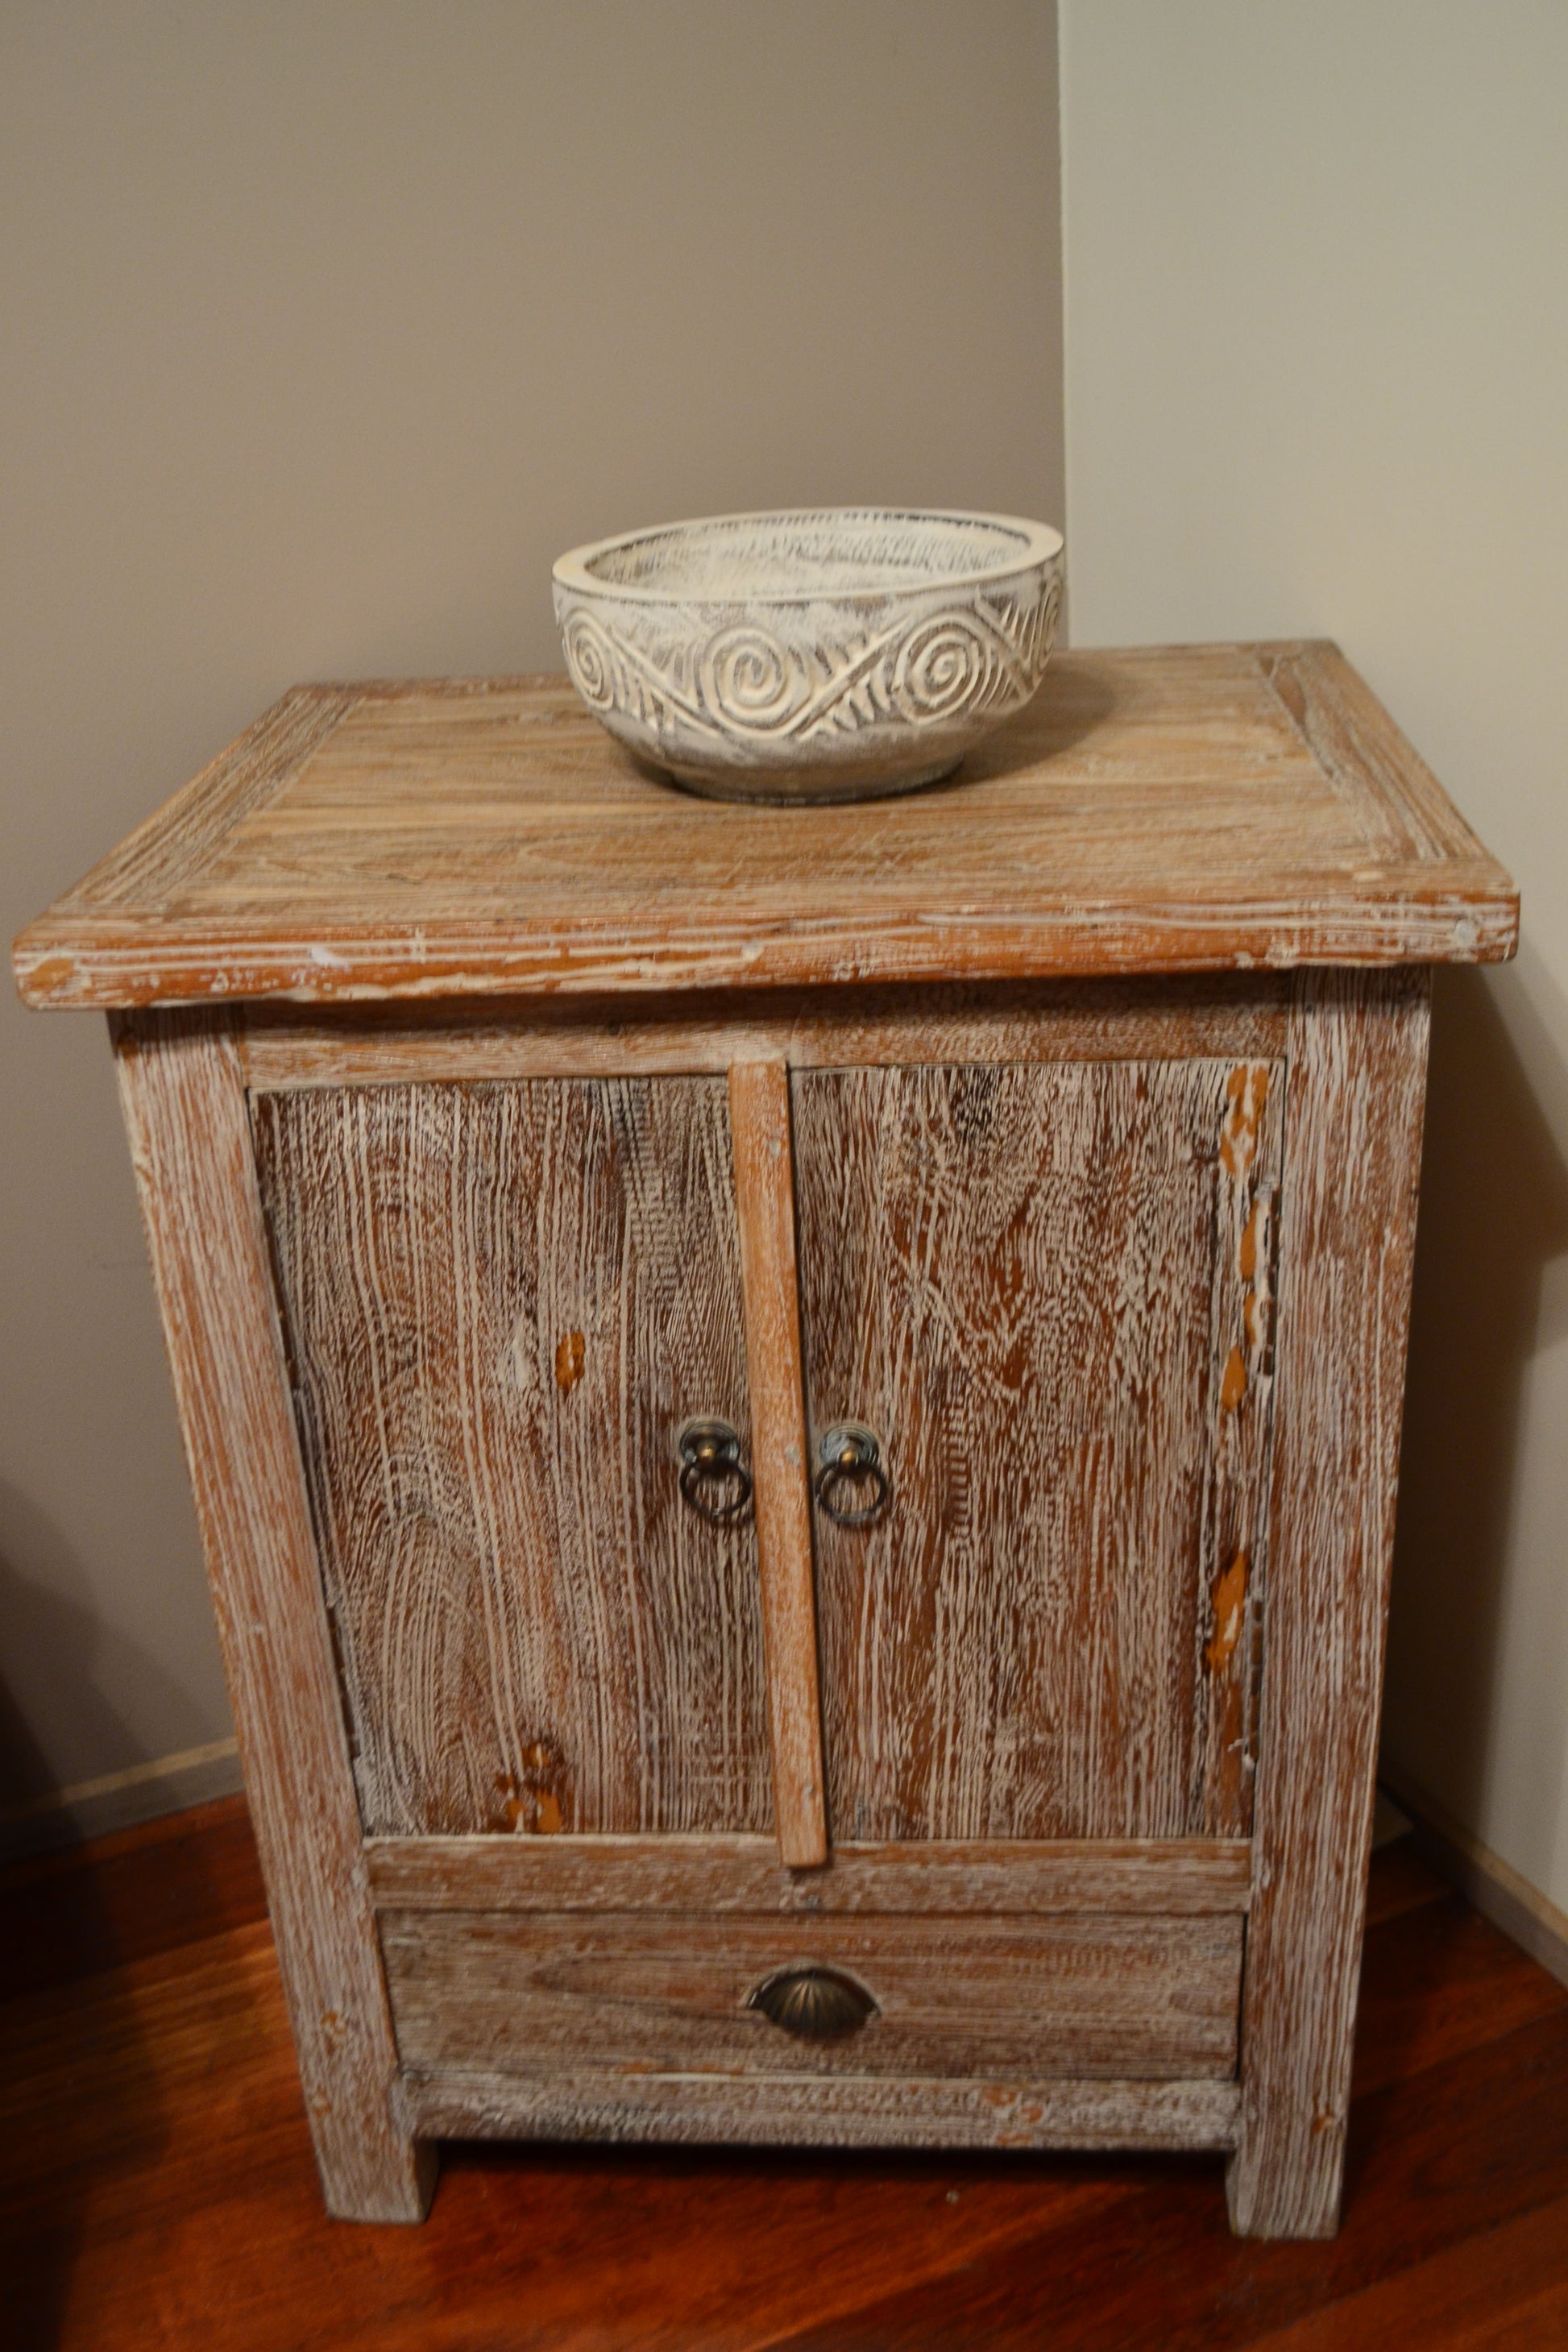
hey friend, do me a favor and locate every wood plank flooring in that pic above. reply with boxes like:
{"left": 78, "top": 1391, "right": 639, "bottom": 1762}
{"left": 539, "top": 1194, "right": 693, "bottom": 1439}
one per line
{"left": 2, "top": 1798, "right": 1565, "bottom": 2350}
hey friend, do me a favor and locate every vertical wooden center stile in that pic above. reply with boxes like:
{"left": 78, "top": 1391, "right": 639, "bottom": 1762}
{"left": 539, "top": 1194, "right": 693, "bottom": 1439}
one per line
{"left": 728, "top": 1058, "right": 829, "bottom": 1870}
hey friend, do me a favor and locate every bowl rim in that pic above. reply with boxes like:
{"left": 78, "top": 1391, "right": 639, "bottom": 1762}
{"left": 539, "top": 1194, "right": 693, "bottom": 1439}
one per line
{"left": 552, "top": 507, "right": 1064, "bottom": 607}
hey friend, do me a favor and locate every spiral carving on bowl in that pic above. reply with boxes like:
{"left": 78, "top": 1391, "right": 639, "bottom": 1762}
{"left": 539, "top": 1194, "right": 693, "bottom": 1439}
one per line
{"left": 891, "top": 611, "right": 1001, "bottom": 724}
{"left": 554, "top": 521, "right": 1062, "bottom": 793}
{"left": 558, "top": 586, "right": 1057, "bottom": 744}
{"left": 698, "top": 623, "right": 806, "bottom": 734}
{"left": 562, "top": 608, "right": 619, "bottom": 711}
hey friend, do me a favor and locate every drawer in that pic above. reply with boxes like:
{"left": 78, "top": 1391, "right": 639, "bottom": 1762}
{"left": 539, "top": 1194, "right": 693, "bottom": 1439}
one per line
{"left": 381, "top": 1909, "right": 1244, "bottom": 2083}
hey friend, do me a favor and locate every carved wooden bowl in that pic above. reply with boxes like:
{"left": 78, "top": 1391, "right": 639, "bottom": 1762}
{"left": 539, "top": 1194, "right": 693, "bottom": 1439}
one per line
{"left": 552, "top": 508, "right": 1064, "bottom": 802}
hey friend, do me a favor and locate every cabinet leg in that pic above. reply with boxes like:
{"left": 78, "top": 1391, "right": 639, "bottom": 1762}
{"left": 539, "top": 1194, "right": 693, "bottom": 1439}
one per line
{"left": 1226, "top": 2122, "right": 1343, "bottom": 2241}
{"left": 113, "top": 1010, "right": 438, "bottom": 2229}
{"left": 319, "top": 2132, "right": 438, "bottom": 2226}
{"left": 1225, "top": 970, "right": 1432, "bottom": 2242}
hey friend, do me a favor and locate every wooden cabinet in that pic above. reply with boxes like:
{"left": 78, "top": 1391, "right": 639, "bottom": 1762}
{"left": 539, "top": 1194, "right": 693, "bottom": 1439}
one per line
{"left": 14, "top": 641, "right": 1518, "bottom": 2239}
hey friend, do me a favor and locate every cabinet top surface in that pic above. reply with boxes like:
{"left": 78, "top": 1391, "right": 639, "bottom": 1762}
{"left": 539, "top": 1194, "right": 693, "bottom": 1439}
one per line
{"left": 14, "top": 641, "right": 1517, "bottom": 1010}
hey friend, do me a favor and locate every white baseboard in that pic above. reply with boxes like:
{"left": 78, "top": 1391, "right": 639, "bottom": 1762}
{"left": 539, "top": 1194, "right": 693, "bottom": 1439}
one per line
{"left": 1379, "top": 1760, "right": 1568, "bottom": 1993}
{"left": 0, "top": 1737, "right": 243, "bottom": 1863}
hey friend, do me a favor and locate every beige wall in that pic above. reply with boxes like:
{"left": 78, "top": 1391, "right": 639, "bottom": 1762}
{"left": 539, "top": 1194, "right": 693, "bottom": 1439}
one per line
{"left": 1060, "top": 2, "right": 1568, "bottom": 1910}
{"left": 1, "top": 3, "right": 1064, "bottom": 1832}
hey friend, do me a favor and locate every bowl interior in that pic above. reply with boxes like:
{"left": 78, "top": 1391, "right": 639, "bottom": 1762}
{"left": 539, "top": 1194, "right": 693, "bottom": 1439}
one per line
{"left": 579, "top": 510, "right": 1044, "bottom": 600}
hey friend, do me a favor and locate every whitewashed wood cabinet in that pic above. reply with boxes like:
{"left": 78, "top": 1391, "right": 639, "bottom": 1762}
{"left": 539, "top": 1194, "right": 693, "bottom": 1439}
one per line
{"left": 13, "top": 643, "right": 1518, "bottom": 2238}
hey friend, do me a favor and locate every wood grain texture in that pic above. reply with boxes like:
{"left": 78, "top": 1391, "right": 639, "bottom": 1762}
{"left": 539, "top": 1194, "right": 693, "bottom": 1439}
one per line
{"left": 52, "top": 687, "right": 363, "bottom": 917}
{"left": 1227, "top": 968, "right": 1432, "bottom": 2239}
{"left": 17, "top": 628, "right": 1495, "bottom": 2252}
{"left": 1349, "top": 1891, "right": 1568, "bottom": 2107}
{"left": 381, "top": 1908, "right": 1244, "bottom": 2084}
{"left": 13, "top": 645, "right": 1517, "bottom": 1010}
{"left": 237, "top": 977, "right": 1292, "bottom": 1090}
{"left": 13, "top": 1816, "right": 1568, "bottom": 2344}
{"left": 780, "top": 2016, "right": 1568, "bottom": 2350}
{"left": 1257, "top": 642, "right": 1490, "bottom": 866}
{"left": 794, "top": 1056, "right": 1277, "bottom": 1844}
{"left": 1237, "top": 2201, "right": 1568, "bottom": 2352}
{"left": 393, "top": 2065, "right": 1243, "bottom": 2153}
{"left": 1199, "top": 1060, "right": 1286, "bottom": 1836}
{"left": 364, "top": 1833, "right": 1254, "bottom": 1916}
{"left": 730, "top": 1060, "right": 828, "bottom": 1868}
{"left": 110, "top": 1008, "right": 429, "bottom": 2221}
{"left": 252, "top": 1076, "right": 772, "bottom": 1839}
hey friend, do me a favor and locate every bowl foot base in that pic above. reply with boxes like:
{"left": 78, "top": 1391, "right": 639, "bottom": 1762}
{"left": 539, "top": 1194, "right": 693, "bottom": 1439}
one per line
{"left": 652, "top": 755, "right": 966, "bottom": 807}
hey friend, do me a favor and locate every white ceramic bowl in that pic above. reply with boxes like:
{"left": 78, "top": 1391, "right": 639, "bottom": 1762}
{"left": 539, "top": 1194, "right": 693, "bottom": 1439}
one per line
{"left": 552, "top": 508, "right": 1064, "bottom": 802}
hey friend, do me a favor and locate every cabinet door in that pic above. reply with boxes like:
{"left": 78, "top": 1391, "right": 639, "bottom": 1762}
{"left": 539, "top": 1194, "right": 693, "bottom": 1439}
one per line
{"left": 792, "top": 1057, "right": 1281, "bottom": 1844}
{"left": 253, "top": 1076, "right": 772, "bottom": 1839}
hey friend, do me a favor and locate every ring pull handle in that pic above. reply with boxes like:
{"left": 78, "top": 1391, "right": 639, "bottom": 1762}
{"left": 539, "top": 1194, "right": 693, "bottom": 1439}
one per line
{"left": 677, "top": 1417, "right": 753, "bottom": 1524}
{"left": 814, "top": 1423, "right": 890, "bottom": 1528}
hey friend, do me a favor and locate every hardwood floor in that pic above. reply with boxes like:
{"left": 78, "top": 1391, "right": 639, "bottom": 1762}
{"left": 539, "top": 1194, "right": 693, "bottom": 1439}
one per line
{"left": 2, "top": 1800, "right": 1565, "bottom": 2350}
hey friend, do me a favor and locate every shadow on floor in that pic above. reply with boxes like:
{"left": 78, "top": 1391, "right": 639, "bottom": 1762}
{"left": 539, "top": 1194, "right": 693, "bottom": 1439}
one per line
{"left": 0, "top": 1501, "right": 181, "bottom": 2349}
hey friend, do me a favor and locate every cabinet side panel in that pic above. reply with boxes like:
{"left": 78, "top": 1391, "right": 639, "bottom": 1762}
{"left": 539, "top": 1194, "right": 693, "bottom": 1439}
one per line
{"left": 252, "top": 1076, "right": 772, "bottom": 1838}
{"left": 1228, "top": 968, "right": 1431, "bottom": 2239}
{"left": 794, "top": 1059, "right": 1239, "bottom": 1842}
{"left": 110, "top": 1008, "right": 429, "bottom": 2222}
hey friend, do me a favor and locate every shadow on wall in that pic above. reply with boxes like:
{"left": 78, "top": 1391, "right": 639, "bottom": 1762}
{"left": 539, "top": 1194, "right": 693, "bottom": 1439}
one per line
{"left": 0, "top": 1482, "right": 214, "bottom": 1823}
{"left": 1383, "top": 960, "right": 1568, "bottom": 1831}
{"left": 0, "top": 1496, "right": 174, "bottom": 2346}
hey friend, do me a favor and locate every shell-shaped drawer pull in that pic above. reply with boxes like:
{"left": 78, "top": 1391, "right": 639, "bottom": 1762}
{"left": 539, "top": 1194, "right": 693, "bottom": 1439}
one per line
{"left": 746, "top": 1964, "right": 878, "bottom": 2038}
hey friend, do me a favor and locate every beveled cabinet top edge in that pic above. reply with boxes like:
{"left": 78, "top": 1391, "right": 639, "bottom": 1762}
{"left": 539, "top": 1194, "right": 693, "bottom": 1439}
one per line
{"left": 14, "top": 641, "right": 1519, "bottom": 1010}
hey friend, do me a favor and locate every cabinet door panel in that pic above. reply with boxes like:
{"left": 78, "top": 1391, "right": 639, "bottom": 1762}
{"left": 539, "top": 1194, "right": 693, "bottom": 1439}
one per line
{"left": 793, "top": 1058, "right": 1282, "bottom": 1844}
{"left": 253, "top": 1077, "right": 772, "bottom": 1839}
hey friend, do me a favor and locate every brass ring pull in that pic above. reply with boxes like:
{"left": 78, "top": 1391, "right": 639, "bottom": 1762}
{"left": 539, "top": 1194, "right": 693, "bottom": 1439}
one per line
{"left": 677, "top": 1417, "right": 753, "bottom": 1524}
{"left": 814, "top": 1423, "right": 890, "bottom": 1527}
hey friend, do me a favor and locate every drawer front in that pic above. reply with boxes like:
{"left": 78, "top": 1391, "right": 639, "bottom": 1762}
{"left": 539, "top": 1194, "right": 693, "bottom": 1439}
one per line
{"left": 381, "top": 1909, "right": 1244, "bottom": 2083}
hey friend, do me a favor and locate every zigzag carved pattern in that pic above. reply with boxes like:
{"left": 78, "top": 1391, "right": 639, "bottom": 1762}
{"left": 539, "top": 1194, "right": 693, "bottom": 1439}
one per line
{"left": 561, "top": 575, "right": 1061, "bottom": 747}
